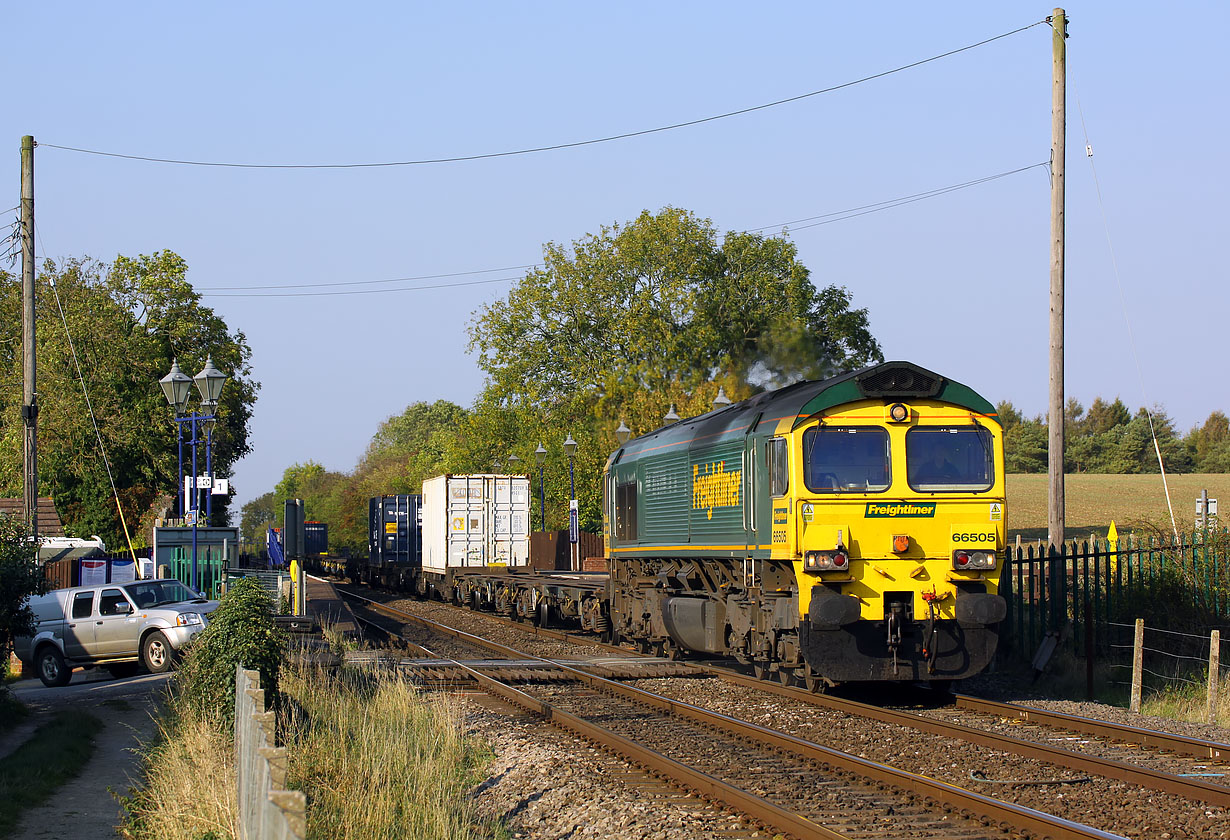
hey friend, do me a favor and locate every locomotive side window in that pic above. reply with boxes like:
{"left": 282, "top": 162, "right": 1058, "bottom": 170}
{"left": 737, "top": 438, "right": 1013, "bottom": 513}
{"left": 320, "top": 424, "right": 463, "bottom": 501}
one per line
{"left": 615, "top": 481, "right": 638, "bottom": 540}
{"left": 768, "top": 438, "right": 788, "bottom": 496}
{"left": 906, "top": 426, "right": 994, "bottom": 492}
{"left": 802, "top": 427, "right": 890, "bottom": 493}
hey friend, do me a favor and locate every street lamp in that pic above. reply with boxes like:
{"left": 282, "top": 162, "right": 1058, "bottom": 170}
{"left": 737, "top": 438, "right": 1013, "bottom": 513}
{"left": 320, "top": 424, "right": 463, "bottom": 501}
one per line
{"left": 615, "top": 421, "right": 631, "bottom": 446}
{"left": 534, "top": 443, "right": 547, "bottom": 532}
{"left": 563, "top": 433, "right": 578, "bottom": 570}
{"left": 507, "top": 453, "right": 521, "bottom": 472}
{"left": 160, "top": 355, "right": 228, "bottom": 593}
{"left": 664, "top": 405, "right": 681, "bottom": 424}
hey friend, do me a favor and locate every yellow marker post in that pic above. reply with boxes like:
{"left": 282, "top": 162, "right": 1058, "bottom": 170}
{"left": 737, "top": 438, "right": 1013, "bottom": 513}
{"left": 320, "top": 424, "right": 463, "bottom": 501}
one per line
{"left": 1107, "top": 521, "right": 1119, "bottom": 574}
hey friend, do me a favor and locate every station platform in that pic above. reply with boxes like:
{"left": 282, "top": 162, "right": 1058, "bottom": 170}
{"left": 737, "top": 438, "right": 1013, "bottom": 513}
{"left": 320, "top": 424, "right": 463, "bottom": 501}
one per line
{"left": 303, "top": 575, "right": 360, "bottom": 638}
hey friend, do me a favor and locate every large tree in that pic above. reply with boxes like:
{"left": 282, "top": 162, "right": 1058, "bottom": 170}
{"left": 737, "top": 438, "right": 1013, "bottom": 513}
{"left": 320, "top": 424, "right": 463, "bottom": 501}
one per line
{"left": 466, "top": 207, "right": 882, "bottom": 529}
{"left": 0, "top": 252, "right": 258, "bottom": 548}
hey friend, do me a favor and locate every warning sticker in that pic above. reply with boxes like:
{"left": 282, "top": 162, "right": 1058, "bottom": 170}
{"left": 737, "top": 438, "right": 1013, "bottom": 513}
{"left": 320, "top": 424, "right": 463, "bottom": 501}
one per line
{"left": 989, "top": 503, "right": 1003, "bottom": 522}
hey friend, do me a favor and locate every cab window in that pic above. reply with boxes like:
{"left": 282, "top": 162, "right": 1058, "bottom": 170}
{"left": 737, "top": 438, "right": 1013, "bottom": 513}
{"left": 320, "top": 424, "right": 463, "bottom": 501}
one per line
{"left": 99, "top": 588, "right": 132, "bottom": 616}
{"left": 71, "top": 591, "right": 95, "bottom": 619}
{"left": 768, "top": 438, "right": 788, "bottom": 496}
{"left": 906, "top": 426, "right": 994, "bottom": 492}
{"left": 802, "top": 427, "right": 890, "bottom": 493}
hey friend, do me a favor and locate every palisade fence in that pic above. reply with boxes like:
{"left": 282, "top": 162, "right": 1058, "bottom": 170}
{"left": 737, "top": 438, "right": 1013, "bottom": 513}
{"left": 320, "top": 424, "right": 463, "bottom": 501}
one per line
{"left": 1002, "top": 528, "right": 1230, "bottom": 678}
{"left": 235, "top": 666, "right": 306, "bottom": 840}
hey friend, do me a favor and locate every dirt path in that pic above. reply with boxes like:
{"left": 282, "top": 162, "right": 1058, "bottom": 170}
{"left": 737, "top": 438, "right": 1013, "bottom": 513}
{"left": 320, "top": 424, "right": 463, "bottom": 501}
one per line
{"left": 7, "top": 670, "right": 170, "bottom": 840}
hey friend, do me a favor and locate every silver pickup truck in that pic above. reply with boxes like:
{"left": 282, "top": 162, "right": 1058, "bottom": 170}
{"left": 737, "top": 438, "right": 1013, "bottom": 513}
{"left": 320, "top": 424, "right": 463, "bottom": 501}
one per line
{"left": 13, "top": 579, "right": 219, "bottom": 687}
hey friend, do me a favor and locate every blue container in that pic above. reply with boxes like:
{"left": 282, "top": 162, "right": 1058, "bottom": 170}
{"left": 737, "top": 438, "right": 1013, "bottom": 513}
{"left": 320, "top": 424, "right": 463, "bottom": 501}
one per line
{"left": 368, "top": 495, "right": 422, "bottom": 571}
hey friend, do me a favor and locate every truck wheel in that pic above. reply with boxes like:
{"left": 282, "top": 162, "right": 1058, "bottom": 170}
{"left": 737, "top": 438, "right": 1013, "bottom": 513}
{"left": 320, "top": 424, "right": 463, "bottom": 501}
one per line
{"left": 142, "top": 632, "right": 174, "bottom": 674}
{"left": 37, "top": 646, "right": 71, "bottom": 687}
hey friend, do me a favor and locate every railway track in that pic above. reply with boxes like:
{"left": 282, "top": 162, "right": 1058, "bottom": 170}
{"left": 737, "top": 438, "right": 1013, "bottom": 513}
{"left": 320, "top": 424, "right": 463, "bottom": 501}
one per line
{"left": 338, "top": 585, "right": 1132, "bottom": 840}
{"left": 332, "top": 578, "right": 1230, "bottom": 807}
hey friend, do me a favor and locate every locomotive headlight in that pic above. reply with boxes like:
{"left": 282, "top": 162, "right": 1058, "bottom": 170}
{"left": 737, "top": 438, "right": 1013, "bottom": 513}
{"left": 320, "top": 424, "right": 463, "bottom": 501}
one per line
{"left": 887, "top": 403, "right": 910, "bottom": 422}
{"left": 952, "top": 550, "right": 996, "bottom": 570}
{"left": 805, "top": 551, "right": 849, "bottom": 571}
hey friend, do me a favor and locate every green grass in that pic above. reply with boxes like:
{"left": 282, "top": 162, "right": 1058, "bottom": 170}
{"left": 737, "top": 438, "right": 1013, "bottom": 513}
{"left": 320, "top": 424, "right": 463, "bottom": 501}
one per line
{"left": 1007, "top": 473, "right": 1230, "bottom": 541}
{"left": 0, "top": 690, "right": 28, "bottom": 734}
{"left": 0, "top": 709, "right": 104, "bottom": 836}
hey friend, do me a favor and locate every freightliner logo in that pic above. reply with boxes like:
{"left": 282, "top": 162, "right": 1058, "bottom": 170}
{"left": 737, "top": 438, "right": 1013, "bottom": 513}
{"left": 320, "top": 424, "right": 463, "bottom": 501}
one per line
{"left": 865, "top": 502, "right": 936, "bottom": 518}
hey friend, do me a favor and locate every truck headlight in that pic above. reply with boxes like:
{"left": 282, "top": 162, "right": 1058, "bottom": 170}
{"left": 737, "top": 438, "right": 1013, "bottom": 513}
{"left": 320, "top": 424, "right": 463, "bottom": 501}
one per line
{"left": 176, "top": 612, "right": 203, "bottom": 626}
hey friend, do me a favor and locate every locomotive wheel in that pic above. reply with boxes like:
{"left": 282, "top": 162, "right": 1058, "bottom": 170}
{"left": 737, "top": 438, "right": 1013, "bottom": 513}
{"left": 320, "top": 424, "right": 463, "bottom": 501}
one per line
{"left": 637, "top": 639, "right": 652, "bottom": 655}
{"left": 535, "top": 601, "right": 550, "bottom": 628}
{"left": 803, "top": 668, "right": 826, "bottom": 694}
{"left": 777, "top": 667, "right": 796, "bottom": 687}
{"left": 752, "top": 662, "right": 770, "bottom": 681}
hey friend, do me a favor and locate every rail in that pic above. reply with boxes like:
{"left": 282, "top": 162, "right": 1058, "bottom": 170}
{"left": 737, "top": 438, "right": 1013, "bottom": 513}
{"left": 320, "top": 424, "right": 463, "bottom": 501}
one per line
{"left": 337, "top": 583, "right": 1230, "bottom": 806}
{"left": 235, "top": 666, "right": 306, "bottom": 840}
{"left": 340, "top": 589, "right": 1129, "bottom": 840}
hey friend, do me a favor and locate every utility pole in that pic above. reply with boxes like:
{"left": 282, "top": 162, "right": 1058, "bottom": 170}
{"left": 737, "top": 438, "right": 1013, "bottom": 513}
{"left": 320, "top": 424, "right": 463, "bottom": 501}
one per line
{"left": 1047, "top": 11, "right": 1067, "bottom": 551}
{"left": 20, "top": 135, "right": 38, "bottom": 539}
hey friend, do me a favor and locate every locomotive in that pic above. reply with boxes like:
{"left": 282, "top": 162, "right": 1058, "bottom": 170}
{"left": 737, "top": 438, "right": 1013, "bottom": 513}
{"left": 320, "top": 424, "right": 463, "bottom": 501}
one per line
{"left": 603, "top": 360, "right": 1006, "bottom": 688}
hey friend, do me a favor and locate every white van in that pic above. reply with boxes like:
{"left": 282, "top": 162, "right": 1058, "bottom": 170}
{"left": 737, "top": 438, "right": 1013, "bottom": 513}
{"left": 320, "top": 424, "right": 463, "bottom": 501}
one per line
{"left": 13, "top": 579, "right": 219, "bottom": 687}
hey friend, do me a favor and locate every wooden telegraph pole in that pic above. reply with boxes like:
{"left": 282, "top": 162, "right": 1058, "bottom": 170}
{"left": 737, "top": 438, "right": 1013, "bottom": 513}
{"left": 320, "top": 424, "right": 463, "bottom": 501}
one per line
{"left": 20, "top": 135, "right": 38, "bottom": 539}
{"left": 1048, "top": 11, "right": 1067, "bottom": 551}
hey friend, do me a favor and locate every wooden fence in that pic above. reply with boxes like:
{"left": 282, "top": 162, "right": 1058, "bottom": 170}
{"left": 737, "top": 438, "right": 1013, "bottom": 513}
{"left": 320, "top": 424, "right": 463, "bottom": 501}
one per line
{"left": 1002, "top": 528, "right": 1230, "bottom": 662}
{"left": 235, "top": 667, "right": 306, "bottom": 840}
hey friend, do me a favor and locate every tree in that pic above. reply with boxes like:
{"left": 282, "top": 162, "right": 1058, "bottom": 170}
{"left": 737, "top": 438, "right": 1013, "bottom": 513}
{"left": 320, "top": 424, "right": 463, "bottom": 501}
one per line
{"left": 1188, "top": 411, "right": 1230, "bottom": 471}
{"left": 0, "top": 514, "right": 44, "bottom": 672}
{"left": 0, "top": 253, "right": 258, "bottom": 547}
{"left": 466, "top": 207, "right": 882, "bottom": 529}
{"left": 239, "top": 491, "right": 277, "bottom": 547}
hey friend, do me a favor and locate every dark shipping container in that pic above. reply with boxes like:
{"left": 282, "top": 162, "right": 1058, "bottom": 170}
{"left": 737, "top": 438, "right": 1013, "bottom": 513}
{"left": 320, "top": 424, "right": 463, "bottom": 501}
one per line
{"left": 304, "top": 521, "right": 329, "bottom": 556}
{"left": 368, "top": 495, "right": 423, "bottom": 570}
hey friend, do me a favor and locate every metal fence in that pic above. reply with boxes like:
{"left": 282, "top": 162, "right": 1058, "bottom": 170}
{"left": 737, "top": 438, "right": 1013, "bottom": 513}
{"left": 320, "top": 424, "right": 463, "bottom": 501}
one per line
{"left": 1002, "top": 528, "right": 1230, "bottom": 662}
{"left": 235, "top": 667, "right": 306, "bottom": 840}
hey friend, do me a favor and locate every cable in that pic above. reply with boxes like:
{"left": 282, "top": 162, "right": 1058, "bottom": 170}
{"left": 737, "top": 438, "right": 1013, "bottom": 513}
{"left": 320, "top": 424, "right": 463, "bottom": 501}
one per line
{"left": 39, "top": 20, "right": 1047, "bottom": 170}
{"left": 1075, "top": 84, "right": 1178, "bottom": 539}
{"left": 201, "top": 274, "right": 520, "bottom": 298}
{"left": 47, "top": 269, "right": 140, "bottom": 565}
{"left": 752, "top": 163, "right": 1048, "bottom": 233}
{"left": 200, "top": 160, "right": 1045, "bottom": 297}
{"left": 197, "top": 262, "right": 538, "bottom": 291}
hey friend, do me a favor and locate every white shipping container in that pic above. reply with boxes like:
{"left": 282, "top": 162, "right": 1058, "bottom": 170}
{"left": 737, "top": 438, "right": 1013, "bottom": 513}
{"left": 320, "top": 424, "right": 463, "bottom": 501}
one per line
{"left": 421, "top": 474, "right": 531, "bottom": 575}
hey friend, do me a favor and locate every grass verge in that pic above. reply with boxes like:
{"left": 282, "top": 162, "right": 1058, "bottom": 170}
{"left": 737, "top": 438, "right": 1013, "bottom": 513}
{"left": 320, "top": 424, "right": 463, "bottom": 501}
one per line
{"left": 281, "top": 661, "right": 489, "bottom": 840}
{"left": 118, "top": 705, "right": 237, "bottom": 840}
{"left": 0, "top": 709, "right": 104, "bottom": 836}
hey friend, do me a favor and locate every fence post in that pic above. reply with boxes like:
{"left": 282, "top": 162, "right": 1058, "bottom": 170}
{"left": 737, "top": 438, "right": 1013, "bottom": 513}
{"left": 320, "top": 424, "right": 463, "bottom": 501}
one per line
{"left": 1209, "top": 630, "right": 1221, "bottom": 725}
{"left": 1130, "top": 618, "right": 1144, "bottom": 713}
{"left": 1085, "top": 595, "right": 1094, "bottom": 700}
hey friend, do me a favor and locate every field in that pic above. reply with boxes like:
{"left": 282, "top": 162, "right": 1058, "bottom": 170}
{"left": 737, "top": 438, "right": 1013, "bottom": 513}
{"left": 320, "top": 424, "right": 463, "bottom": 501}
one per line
{"left": 1006, "top": 473, "right": 1230, "bottom": 542}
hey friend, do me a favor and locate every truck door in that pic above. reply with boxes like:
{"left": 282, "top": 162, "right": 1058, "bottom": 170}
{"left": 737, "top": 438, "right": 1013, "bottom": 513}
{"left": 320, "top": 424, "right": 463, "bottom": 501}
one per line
{"left": 63, "top": 590, "right": 96, "bottom": 659}
{"left": 94, "top": 587, "right": 138, "bottom": 657}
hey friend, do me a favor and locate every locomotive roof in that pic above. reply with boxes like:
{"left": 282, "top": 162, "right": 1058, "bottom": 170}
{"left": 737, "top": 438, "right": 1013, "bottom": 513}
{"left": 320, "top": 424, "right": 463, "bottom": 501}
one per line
{"left": 615, "top": 361, "right": 996, "bottom": 461}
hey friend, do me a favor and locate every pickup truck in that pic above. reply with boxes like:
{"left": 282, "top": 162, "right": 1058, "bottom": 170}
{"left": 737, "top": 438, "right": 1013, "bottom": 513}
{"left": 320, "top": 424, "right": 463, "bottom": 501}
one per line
{"left": 13, "top": 579, "right": 219, "bottom": 687}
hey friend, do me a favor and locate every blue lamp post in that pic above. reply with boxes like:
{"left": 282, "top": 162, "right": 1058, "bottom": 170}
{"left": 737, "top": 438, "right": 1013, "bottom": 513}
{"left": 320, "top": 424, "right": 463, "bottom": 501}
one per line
{"left": 160, "top": 356, "right": 227, "bottom": 593}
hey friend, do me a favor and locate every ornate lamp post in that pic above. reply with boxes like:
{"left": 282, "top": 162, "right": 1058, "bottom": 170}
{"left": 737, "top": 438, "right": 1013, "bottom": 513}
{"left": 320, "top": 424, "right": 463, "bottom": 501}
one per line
{"left": 160, "top": 356, "right": 227, "bottom": 592}
{"left": 534, "top": 443, "right": 547, "bottom": 532}
{"left": 615, "top": 421, "right": 631, "bottom": 446}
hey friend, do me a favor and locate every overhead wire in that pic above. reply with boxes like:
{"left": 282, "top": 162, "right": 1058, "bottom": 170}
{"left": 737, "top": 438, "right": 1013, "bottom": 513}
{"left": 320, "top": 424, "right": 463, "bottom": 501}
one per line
{"left": 38, "top": 20, "right": 1047, "bottom": 170}
{"left": 37, "top": 226, "right": 140, "bottom": 562}
{"left": 199, "top": 161, "right": 1046, "bottom": 298}
{"left": 1074, "top": 84, "right": 1178, "bottom": 539}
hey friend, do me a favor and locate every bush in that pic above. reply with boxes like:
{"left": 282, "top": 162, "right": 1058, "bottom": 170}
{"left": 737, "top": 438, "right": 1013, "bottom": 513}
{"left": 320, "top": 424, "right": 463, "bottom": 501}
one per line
{"left": 174, "top": 577, "right": 284, "bottom": 723}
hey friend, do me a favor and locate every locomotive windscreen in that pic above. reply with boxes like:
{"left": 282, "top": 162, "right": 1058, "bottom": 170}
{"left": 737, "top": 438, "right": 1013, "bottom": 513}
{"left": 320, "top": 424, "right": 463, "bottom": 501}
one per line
{"left": 802, "top": 427, "right": 891, "bottom": 493}
{"left": 906, "top": 426, "right": 994, "bottom": 491}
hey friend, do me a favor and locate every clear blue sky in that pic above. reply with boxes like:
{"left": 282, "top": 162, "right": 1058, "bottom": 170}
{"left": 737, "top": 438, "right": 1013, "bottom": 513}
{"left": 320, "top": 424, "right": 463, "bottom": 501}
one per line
{"left": 11, "top": 1, "right": 1228, "bottom": 517}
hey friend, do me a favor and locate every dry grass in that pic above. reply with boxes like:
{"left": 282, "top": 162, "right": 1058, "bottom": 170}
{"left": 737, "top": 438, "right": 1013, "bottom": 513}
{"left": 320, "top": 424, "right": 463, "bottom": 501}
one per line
{"left": 1006, "top": 473, "right": 1230, "bottom": 540}
{"left": 119, "top": 709, "right": 237, "bottom": 840}
{"left": 280, "top": 662, "right": 487, "bottom": 840}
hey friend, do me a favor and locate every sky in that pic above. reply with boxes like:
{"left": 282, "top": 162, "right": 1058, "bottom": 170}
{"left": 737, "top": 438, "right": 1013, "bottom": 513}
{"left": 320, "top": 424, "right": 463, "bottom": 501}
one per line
{"left": 10, "top": 1, "right": 1229, "bottom": 518}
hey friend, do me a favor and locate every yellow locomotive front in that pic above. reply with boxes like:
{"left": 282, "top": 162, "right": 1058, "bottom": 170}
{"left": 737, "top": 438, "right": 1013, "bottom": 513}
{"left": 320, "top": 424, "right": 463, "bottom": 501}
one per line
{"left": 776, "top": 397, "right": 1006, "bottom": 682}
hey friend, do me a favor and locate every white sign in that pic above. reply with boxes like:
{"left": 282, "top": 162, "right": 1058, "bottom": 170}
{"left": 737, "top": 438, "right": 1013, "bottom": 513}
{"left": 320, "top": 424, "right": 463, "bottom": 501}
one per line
{"left": 212, "top": 478, "right": 230, "bottom": 495}
{"left": 185, "top": 510, "right": 198, "bottom": 526}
